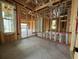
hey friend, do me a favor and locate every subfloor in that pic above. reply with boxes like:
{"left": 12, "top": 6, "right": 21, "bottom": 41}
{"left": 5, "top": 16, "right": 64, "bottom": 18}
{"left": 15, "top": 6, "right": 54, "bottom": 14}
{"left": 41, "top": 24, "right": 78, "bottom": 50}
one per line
{"left": 0, "top": 36, "right": 71, "bottom": 59}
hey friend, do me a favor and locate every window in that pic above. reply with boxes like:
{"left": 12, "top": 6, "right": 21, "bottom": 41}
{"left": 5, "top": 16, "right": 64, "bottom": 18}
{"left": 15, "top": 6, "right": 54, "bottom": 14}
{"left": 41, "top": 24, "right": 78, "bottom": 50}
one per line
{"left": 3, "top": 19, "right": 14, "bottom": 33}
{"left": 2, "top": 2, "right": 15, "bottom": 33}
{"left": 51, "top": 20, "right": 56, "bottom": 30}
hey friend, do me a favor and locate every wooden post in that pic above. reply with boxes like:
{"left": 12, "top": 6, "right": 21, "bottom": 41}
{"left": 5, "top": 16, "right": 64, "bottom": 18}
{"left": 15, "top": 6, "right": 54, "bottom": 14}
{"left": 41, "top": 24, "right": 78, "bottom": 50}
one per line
{"left": 70, "top": 0, "right": 78, "bottom": 51}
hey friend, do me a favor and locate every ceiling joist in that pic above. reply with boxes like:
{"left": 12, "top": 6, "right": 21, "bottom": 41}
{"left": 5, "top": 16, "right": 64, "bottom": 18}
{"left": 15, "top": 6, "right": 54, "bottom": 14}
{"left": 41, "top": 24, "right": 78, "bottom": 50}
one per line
{"left": 13, "top": 0, "right": 32, "bottom": 11}
{"left": 35, "top": 0, "right": 60, "bottom": 11}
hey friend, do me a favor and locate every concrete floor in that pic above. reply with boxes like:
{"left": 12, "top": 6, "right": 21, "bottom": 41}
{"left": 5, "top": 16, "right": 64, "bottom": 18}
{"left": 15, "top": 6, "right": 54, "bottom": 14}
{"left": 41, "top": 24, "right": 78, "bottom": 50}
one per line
{"left": 0, "top": 36, "right": 71, "bottom": 59}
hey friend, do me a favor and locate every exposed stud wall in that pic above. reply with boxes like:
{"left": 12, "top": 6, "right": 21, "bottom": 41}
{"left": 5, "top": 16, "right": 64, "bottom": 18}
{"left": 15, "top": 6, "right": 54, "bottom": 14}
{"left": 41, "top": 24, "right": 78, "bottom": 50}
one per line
{"left": 0, "top": 1, "right": 17, "bottom": 43}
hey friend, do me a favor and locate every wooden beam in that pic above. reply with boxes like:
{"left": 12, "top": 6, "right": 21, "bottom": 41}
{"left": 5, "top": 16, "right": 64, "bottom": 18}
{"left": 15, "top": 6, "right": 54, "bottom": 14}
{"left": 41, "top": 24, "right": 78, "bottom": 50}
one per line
{"left": 35, "top": 0, "right": 60, "bottom": 11}
{"left": 5, "top": 0, "right": 32, "bottom": 11}
{"left": 13, "top": 0, "right": 32, "bottom": 11}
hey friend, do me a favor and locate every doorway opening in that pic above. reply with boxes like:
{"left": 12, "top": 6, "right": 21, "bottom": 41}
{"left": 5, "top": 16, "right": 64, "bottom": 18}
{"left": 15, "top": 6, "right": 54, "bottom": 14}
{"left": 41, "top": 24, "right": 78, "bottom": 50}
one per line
{"left": 21, "top": 23, "right": 28, "bottom": 38}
